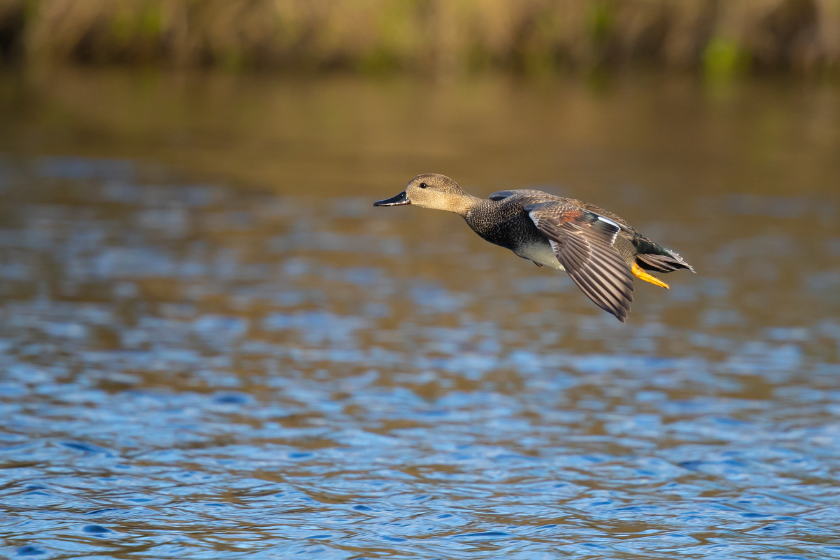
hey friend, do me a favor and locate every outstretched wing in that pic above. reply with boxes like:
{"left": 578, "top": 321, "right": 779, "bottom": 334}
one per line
{"left": 526, "top": 201, "right": 635, "bottom": 322}
{"left": 488, "top": 189, "right": 564, "bottom": 202}
{"left": 489, "top": 190, "right": 517, "bottom": 201}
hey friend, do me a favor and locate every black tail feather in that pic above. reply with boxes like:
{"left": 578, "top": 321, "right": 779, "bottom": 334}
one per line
{"left": 637, "top": 250, "right": 695, "bottom": 274}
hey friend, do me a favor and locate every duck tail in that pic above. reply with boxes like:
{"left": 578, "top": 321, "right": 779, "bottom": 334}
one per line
{"left": 636, "top": 250, "right": 695, "bottom": 274}
{"left": 631, "top": 237, "right": 694, "bottom": 273}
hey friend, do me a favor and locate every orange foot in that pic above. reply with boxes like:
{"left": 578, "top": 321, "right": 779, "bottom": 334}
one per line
{"left": 632, "top": 263, "right": 670, "bottom": 289}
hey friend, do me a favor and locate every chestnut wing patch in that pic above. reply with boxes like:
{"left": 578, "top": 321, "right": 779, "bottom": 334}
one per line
{"left": 526, "top": 202, "right": 635, "bottom": 322}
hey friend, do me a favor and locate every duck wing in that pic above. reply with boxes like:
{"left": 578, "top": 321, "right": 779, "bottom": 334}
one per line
{"left": 525, "top": 201, "right": 635, "bottom": 322}
{"left": 488, "top": 189, "right": 564, "bottom": 202}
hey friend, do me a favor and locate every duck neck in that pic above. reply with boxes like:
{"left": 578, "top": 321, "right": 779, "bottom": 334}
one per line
{"left": 448, "top": 192, "right": 482, "bottom": 217}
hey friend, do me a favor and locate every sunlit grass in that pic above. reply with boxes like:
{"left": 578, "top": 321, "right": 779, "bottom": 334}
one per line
{"left": 0, "top": 0, "right": 836, "bottom": 76}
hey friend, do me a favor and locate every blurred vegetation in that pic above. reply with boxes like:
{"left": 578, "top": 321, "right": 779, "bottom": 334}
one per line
{"left": 0, "top": 0, "right": 837, "bottom": 76}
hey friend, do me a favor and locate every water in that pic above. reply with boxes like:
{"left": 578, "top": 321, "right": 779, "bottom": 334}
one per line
{"left": 0, "top": 71, "right": 839, "bottom": 558}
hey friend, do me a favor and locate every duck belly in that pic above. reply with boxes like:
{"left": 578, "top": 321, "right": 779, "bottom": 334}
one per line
{"left": 516, "top": 242, "right": 565, "bottom": 271}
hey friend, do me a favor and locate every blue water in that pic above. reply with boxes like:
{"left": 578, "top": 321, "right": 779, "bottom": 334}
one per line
{"left": 0, "top": 153, "right": 837, "bottom": 559}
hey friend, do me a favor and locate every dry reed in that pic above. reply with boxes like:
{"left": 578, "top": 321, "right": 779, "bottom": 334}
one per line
{"left": 0, "top": 0, "right": 837, "bottom": 75}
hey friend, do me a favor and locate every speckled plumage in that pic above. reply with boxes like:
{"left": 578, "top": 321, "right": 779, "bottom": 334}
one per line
{"left": 464, "top": 196, "right": 546, "bottom": 252}
{"left": 374, "top": 174, "right": 694, "bottom": 322}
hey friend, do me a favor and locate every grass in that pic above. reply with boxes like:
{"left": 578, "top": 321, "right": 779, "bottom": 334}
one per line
{"left": 0, "top": 0, "right": 837, "bottom": 75}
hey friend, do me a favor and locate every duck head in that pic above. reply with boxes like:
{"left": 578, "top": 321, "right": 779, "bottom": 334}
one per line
{"left": 374, "top": 174, "right": 474, "bottom": 216}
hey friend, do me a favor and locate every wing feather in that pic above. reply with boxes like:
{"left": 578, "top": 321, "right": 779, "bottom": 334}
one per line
{"left": 488, "top": 190, "right": 516, "bottom": 201}
{"left": 528, "top": 202, "right": 634, "bottom": 322}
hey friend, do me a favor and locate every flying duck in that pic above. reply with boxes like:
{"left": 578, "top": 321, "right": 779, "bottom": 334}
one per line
{"left": 374, "top": 173, "right": 694, "bottom": 322}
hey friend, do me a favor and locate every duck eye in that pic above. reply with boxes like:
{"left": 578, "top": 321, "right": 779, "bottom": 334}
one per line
{"left": 419, "top": 182, "right": 428, "bottom": 189}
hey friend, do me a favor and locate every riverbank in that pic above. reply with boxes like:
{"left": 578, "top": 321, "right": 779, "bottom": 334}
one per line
{"left": 0, "top": 0, "right": 838, "bottom": 76}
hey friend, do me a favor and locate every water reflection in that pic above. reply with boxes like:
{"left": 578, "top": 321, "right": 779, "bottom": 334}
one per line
{"left": 0, "top": 77, "right": 839, "bottom": 558}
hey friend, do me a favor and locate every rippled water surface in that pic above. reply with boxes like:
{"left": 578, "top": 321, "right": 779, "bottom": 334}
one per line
{"left": 1, "top": 71, "right": 840, "bottom": 558}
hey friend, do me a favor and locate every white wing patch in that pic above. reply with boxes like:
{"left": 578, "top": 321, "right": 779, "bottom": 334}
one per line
{"left": 597, "top": 215, "right": 620, "bottom": 228}
{"left": 596, "top": 216, "right": 621, "bottom": 245}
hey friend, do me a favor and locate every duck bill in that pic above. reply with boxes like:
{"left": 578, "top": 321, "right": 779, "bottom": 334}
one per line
{"left": 373, "top": 191, "right": 410, "bottom": 207}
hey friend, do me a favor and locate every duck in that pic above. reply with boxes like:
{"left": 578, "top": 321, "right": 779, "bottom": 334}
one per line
{"left": 374, "top": 173, "right": 694, "bottom": 322}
